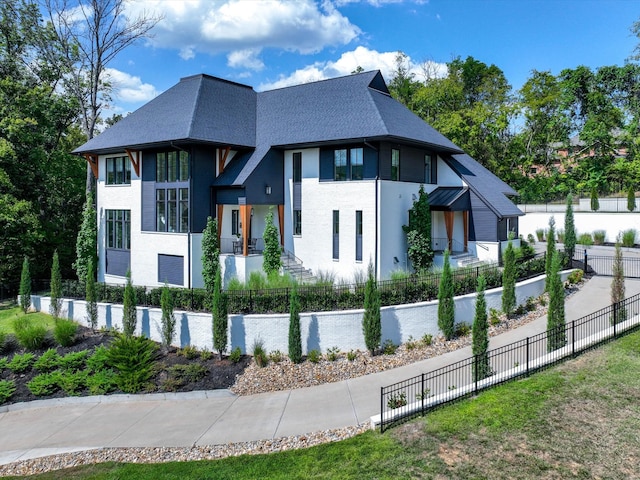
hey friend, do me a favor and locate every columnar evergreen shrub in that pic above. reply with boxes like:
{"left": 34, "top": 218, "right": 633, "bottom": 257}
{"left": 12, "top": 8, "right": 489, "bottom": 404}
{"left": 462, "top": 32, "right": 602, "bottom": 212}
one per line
{"left": 502, "top": 240, "right": 516, "bottom": 318}
{"left": 212, "top": 265, "right": 228, "bottom": 359}
{"left": 438, "top": 250, "right": 455, "bottom": 340}
{"left": 545, "top": 216, "right": 556, "bottom": 292}
{"left": 611, "top": 240, "right": 625, "bottom": 325}
{"left": 19, "top": 257, "right": 31, "bottom": 313}
{"left": 288, "top": 283, "right": 302, "bottom": 364}
{"left": 564, "top": 194, "right": 576, "bottom": 264}
{"left": 628, "top": 186, "right": 636, "bottom": 212}
{"left": 74, "top": 190, "right": 97, "bottom": 282}
{"left": 263, "top": 207, "right": 282, "bottom": 277}
{"left": 546, "top": 251, "right": 566, "bottom": 352}
{"left": 85, "top": 258, "right": 98, "bottom": 330}
{"left": 362, "top": 262, "right": 381, "bottom": 355}
{"left": 201, "top": 216, "right": 219, "bottom": 298}
{"left": 49, "top": 250, "right": 62, "bottom": 319}
{"left": 122, "top": 271, "right": 137, "bottom": 336}
{"left": 590, "top": 187, "right": 599, "bottom": 211}
{"left": 472, "top": 275, "right": 491, "bottom": 380}
{"left": 402, "top": 184, "right": 434, "bottom": 272}
{"left": 161, "top": 283, "right": 176, "bottom": 350}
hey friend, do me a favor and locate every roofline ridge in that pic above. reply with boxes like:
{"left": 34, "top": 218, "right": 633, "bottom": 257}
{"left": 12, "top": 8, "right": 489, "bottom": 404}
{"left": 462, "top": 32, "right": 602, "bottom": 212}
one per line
{"left": 260, "top": 69, "right": 381, "bottom": 94}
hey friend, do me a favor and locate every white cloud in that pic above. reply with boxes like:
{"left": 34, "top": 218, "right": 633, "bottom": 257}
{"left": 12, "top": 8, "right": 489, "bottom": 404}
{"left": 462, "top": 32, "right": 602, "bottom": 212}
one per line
{"left": 104, "top": 68, "right": 159, "bottom": 104}
{"left": 258, "top": 46, "right": 446, "bottom": 90}
{"left": 125, "top": 0, "right": 361, "bottom": 70}
{"left": 333, "top": 0, "right": 427, "bottom": 6}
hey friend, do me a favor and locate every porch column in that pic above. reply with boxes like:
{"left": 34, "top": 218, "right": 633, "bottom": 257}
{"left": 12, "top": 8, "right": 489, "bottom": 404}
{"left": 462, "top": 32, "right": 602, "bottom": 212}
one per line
{"left": 444, "top": 211, "right": 454, "bottom": 252}
{"left": 277, "top": 204, "right": 285, "bottom": 247}
{"left": 463, "top": 211, "right": 469, "bottom": 252}
{"left": 217, "top": 204, "right": 224, "bottom": 245}
{"left": 240, "top": 204, "right": 251, "bottom": 256}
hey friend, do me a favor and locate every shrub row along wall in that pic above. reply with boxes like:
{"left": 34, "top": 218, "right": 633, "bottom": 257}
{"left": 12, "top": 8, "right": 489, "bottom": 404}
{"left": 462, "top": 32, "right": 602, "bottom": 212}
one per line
{"left": 29, "top": 272, "right": 570, "bottom": 355}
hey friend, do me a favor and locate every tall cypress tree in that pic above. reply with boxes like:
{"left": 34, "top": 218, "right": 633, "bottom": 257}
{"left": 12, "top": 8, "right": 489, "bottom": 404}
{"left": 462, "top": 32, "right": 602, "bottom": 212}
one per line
{"left": 85, "top": 258, "right": 98, "bottom": 330}
{"left": 74, "top": 190, "right": 98, "bottom": 282}
{"left": 438, "top": 250, "right": 455, "bottom": 340}
{"left": 502, "top": 239, "right": 516, "bottom": 318}
{"left": 288, "top": 282, "right": 302, "bottom": 364}
{"left": 49, "top": 250, "right": 62, "bottom": 319}
{"left": 122, "top": 270, "right": 137, "bottom": 336}
{"left": 611, "top": 239, "right": 625, "bottom": 325}
{"left": 564, "top": 194, "right": 576, "bottom": 265}
{"left": 201, "top": 216, "right": 219, "bottom": 298}
{"left": 545, "top": 216, "right": 556, "bottom": 292}
{"left": 212, "top": 264, "right": 228, "bottom": 359}
{"left": 590, "top": 187, "right": 599, "bottom": 211}
{"left": 263, "top": 207, "right": 282, "bottom": 277}
{"left": 628, "top": 186, "right": 636, "bottom": 212}
{"left": 402, "top": 184, "right": 434, "bottom": 272}
{"left": 362, "top": 262, "right": 381, "bottom": 355}
{"left": 19, "top": 257, "right": 31, "bottom": 314}
{"left": 160, "top": 283, "right": 176, "bottom": 351}
{"left": 546, "top": 251, "right": 566, "bottom": 352}
{"left": 472, "top": 275, "right": 491, "bottom": 380}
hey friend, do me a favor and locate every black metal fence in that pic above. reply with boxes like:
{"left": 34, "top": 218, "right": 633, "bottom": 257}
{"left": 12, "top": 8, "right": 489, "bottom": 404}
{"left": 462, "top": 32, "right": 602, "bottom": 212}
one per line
{"left": 576, "top": 248, "right": 640, "bottom": 278}
{"left": 378, "top": 291, "right": 640, "bottom": 432}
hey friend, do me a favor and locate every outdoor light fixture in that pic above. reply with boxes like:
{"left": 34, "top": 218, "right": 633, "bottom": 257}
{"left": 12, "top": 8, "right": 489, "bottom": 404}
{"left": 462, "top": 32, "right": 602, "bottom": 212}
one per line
{"left": 393, "top": 256, "right": 399, "bottom": 264}
{"left": 265, "top": 185, "right": 272, "bottom": 195}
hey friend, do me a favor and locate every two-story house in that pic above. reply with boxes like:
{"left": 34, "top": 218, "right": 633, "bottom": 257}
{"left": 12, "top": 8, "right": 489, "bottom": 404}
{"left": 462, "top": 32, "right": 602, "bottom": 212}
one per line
{"left": 74, "top": 70, "right": 522, "bottom": 288}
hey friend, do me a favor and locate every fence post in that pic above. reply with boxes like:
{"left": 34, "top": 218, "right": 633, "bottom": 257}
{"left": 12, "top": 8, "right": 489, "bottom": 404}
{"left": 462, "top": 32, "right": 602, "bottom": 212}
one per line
{"left": 571, "top": 320, "right": 575, "bottom": 357}
{"left": 583, "top": 250, "right": 588, "bottom": 275}
{"left": 380, "top": 386, "right": 384, "bottom": 433}
{"left": 421, "top": 373, "right": 425, "bottom": 416}
{"left": 473, "top": 354, "right": 478, "bottom": 395}
{"left": 526, "top": 336, "right": 530, "bottom": 376}
{"left": 613, "top": 301, "right": 618, "bottom": 337}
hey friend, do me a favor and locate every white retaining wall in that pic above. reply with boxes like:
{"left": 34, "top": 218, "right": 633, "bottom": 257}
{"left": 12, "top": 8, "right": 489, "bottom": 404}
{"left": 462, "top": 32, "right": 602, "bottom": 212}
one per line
{"left": 29, "top": 271, "right": 570, "bottom": 354}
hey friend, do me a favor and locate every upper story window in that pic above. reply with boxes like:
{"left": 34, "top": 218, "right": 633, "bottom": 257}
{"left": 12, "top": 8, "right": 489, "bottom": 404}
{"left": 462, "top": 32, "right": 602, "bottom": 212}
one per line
{"left": 106, "top": 156, "right": 130, "bottom": 185}
{"left": 106, "top": 210, "right": 130, "bottom": 250}
{"left": 156, "top": 151, "right": 189, "bottom": 182}
{"left": 155, "top": 150, "right": 189, "bottom": 233}
{"left": 334, "top": 147, "right": 364, "bottom": 181}
{"left": 425, "top": 154, "right": 435, "bottom": 184}
{"left": 391, "top": 149, "right": 400, "bottom": 181}
{"left": 293, "top": 152, "right": 302, "bottom": 183}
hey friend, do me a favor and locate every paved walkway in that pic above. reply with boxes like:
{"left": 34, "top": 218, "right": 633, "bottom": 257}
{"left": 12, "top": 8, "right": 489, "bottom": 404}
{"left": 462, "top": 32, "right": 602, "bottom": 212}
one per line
{"left": 1, "top": 275, "right": 639, "bottom": 466}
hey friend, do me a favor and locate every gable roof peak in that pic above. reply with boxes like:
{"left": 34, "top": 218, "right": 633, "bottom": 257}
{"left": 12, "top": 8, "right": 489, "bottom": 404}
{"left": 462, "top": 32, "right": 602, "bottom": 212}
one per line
{"left": 179, "top": 73, "right": 254, "bottom": 91}
{"left": 262, "top": 69, "right": 389, "bottom": 95}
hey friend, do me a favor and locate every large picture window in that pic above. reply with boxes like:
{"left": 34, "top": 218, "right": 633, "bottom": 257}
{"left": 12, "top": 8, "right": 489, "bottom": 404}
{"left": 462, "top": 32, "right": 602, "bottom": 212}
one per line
{"left": 106, "top": 156, "right": 131, "bottom": 185}
{"left": 106, "top": 210, "right": 130, "bottom": 250}
{"left": 155, "top": 150, "right": 189, "bottom": 233}
{"left": 334, "top": 147, "right": 364, "bottom": 181}
{"left": 157, "top": 151, "right": 189, "bottom": 182}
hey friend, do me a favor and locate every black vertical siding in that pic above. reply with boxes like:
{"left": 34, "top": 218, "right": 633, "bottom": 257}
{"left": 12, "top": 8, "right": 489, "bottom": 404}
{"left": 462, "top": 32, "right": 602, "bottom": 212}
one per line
{"left": 469, "top": 191, "right": 498, "bottom": 242}
{"left": 158, "top": 254, "right": 184, "bottom": 285}
{"left": 191, "top": 146, "right": 217, "bottom": 232}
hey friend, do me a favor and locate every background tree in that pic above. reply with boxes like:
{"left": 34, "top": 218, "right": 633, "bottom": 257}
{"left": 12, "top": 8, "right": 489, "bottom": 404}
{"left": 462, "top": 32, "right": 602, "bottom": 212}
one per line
{"left": 438, "top": 250, "right": 455, "bottom": 340}
{"left": 288, "top": 282, "right": 302, "bottom": 364}
{"left": 590, "top": 187, "right": 599, "bottom": 211}
{"left": 44, "top": 0, "right": 161, "bottom": 191}
{"left": 74, "top": 190, "right": 97, "bottom": 281}
{"left": 49, "top": 250, "right": 62, "bottom": 318}
{"left": 160, "top": 283, "right": 176, "bottom": 352}
{"left": 628, "top": 186, "right": 636, "bottom": 212}
{"left": 19, "top": 257, "right": 32, "bottom": 314}
{"left": 611, "top": 239, "right": 625, "bottom": 325}
{"left": 262, "top": 207, "right": 282, "bottom": 277}
{"left": 212, "top": 264, "right": 227, "bottom": 359}
{"left": 403, "top": 184, "right": 434, "bottom": 272}
{"left": 362, "top": 262, "right": 381, "bottom": 355}
{"left": 545, "top": 216, "right": 556, "bottom": 291}
{"left": 472, "top": 275, "right": 491, "bottom": 380}
{"left": 85, "top": 258, "right": 98, "bottom": 330}
{"left": 122, "top": 270, "right": 137, "bottom": 336}
{"left": 502, "top": 239, "right": 516, "bottom": 319}
{"left": 564, "top": 194, "right": 577, "bottom": 263}
{"left": 546, "top": 251, "right": 566, "bottom": 352}
{"left": 201, "top": 216, "right": 219, "bottom": 297}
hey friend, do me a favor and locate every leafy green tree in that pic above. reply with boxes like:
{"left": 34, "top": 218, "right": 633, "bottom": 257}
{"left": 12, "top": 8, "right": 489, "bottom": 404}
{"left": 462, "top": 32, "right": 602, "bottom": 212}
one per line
{"left": 160, "top": 283, "right": 176, "bottom": 351}
{"left": 403, "top": 184, "right": 434, "bottom": 273}
{"left": 611, "top": 239, "right": 625, "bottom": 325}
{"left": 590, "top": 187, "right": 599, "bottom": 211}
{"left": 201, "top": 216, "right": 220, "bottom": 297}
{"left": 564, "top": 194, "right": 577, "bottom": 264}
{"left": 288, "top": 283, "right": 302, "bottom": 364}
{"left": 19, "top": 257, "right": 31, "bottom": 314}
{"left": 628, "top": 186, "right": 636, "bottom": 212}
{"left": 545, "top": 216, "right": 556, "bottom": 291}
{"left": 74, "top": 190, "right": 97, "bottom": 281}
{"left": 472, "top": 275, "right": 491, "bottom": 380}
{"left": 49, "top": 250, "right": 62, "bottom": 319}
{"left": 122, "top": 271, "right": 137, "bottom": 336}
{"left": 388, "top": 51, "right": 420, "bottom": 109}
{"left": 212, "top": 264, "right": 228, "bottom": 359}
{"left": 546, "top": 251, "right": 566, "bottom": 352}
{"left": 502, "top": 240, "right": 516, "bottom": 318}
{"left": 263, "top": 207, "right": 282, "bottom": 277}
{"left": 362, "top": 262, "right": 381, "bottom": 355}
{"left": 438, "top": 250, "right": 455, "bottom": 340}
{"left": 85, "top": 258, "right": 98, "bottom": 330}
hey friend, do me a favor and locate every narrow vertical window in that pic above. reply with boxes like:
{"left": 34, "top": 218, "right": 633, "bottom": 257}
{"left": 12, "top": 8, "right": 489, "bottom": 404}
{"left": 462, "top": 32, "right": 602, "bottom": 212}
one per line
{"left": 179, "top": 151, "right": 189, "bottom": 181}
{"left": 231, "top": 210, "right": 240, "bottom": 236}
{"left": 333, "top": 210, "right": 340, "bottom": 260}
{"left": 391, "top": 149, "right": 400, "bottom": 181}
{"left": 425, "top": 154, "right": 432, "bottom": 184}
{"left": 156, "top": 190, "right": 166, "bottom": 231}
{"left": 156, "top": 152, "right": 166, "bottom": 182}
{"left": 293, "top": 152, "right": 302, "bottom": 183}
{"left": 293, "top": 210, "right": 302, "bottom": 235}
{"left": 167, "top": 189, "right": 177, "bottom": 232}
{"left": 334, "top": 149, "right": 347, "bottom": 181}
{"left": 106, "top": 158, "right": 115, "bottom": 184}
{"left": 179, "top": 188, "right": 189, "bottom": 232}
{"left": 351, "top": 147, "right": 363, "bottom": 180}
{"left": 355, "top": 210, "right": 363, "bottom": 262}
{"left": 167, "top": 151, "right": 178, "bottom": 182}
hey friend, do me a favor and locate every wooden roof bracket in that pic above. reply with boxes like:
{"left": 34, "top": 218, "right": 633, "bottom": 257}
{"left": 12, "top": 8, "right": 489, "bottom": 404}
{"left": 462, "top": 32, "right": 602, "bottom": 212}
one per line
{"left": 84, "top": 153, "right": 99, "bottom": 178}
{"left": 125, "top": 149, "right": 141, "bottom": 177}
{"left": 218, "top": 146, "right": 231, "bottom": 175}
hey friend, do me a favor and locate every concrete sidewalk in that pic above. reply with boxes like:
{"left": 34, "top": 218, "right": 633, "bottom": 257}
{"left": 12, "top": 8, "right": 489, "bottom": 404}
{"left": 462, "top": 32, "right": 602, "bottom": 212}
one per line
{"left": 1, "top": 275, "right": 639, "bottom": 466}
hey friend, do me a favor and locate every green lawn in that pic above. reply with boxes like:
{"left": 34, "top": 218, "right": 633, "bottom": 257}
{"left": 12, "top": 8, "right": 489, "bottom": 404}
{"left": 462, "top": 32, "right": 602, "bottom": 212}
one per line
{"left": 5, "top": 330, "right": 640, "bottom": 479}
{"left": 0, "top": 307, "right": 56, "bottom": 334}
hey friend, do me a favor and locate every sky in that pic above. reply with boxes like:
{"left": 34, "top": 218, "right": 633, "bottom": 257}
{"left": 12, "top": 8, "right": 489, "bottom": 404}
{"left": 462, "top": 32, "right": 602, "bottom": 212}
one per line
{"left": 102, "top": 0, "right": 640, "bottom": 116}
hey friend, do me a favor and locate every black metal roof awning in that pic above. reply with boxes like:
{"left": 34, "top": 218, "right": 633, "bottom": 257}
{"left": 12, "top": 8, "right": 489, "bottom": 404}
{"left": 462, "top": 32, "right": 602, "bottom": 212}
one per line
{"left": 428, "top": 186, "right": 470, "bottom": 211}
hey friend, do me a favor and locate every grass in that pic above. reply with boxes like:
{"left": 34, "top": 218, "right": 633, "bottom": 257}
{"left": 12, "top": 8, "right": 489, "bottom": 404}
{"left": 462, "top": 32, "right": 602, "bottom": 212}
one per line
{"left": 0, "top": 307, "right": 56, "bottom": 334}
{"left": 6, "top": 330, "right": 640, "bottom": 479}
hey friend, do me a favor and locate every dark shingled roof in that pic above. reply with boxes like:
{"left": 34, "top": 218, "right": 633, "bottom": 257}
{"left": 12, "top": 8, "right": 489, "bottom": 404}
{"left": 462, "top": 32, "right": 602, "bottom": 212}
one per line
{"left": 446, "top": 154, "right": 523, "bottom": 218}
{"left": 73, "top": 74, "right": 256, "bottom": 154}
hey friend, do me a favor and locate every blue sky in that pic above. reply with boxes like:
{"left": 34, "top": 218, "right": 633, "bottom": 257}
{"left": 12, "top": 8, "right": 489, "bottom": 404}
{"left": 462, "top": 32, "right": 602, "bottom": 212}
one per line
{"left": 104, "top": 0, "right": 640, "bottom": 115}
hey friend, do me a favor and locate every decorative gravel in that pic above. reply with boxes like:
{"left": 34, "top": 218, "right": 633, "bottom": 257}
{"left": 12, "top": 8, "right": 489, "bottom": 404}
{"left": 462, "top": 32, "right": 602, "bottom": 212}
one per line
{"left": 0, "top": 282, "right": 582, "bottom": 477}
